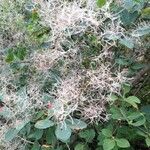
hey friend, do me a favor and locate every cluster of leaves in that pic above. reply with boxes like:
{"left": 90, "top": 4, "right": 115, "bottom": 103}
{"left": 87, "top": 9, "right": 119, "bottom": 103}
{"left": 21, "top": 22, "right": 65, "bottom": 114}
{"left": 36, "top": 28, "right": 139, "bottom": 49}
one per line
{"left": 3, "top": 84, "right": 150, "bottom": 150}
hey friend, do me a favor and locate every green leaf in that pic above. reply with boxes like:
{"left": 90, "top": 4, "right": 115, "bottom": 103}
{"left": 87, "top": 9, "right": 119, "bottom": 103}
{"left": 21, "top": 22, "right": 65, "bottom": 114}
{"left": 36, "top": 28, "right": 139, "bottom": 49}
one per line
{"left": 125, "top": 96, "right": 141, "bottom": 109}
{"left": 108, "top": 94, "right": 118, "bottom": 102}
{"left": 35, "top": 119, "right": 54, "bottom": 129}
{"left": 116, "top": 126, "right": 137, "bottom": 141}
{"left": 110, "top": 107, "right": 125, "bottom": 120}
{"left": 97, "top": 132, "right": 105, "bottom": 146}
{"left": 122, "top": 83, "right": 131, "bottom": 95}
{"left": 127, "top": 112, "right": 146, "bottom": 126}
{"left": 5, "top": 52, "right": 14, "bottom": 63}
{"left": 102, "top": 129, "right": 112, "bottom": 137}
{"left": 5, "top": 128, "right": 19, "bottom": 142}
{"left": 120, "top": 10, "right": 139, "bottom": 26}
{"left": 34, "top": 129, "right": 43, "bottom": 140}
{"left": 123, "top": 0, "right": 135, "bottom": 10}
{"left": 104, "top": 34, "right": 120, "bottom": 41}
{"left": 15, "top": 47, "right": 27, "bottom": 60}
{"left": 66, "top": 118, "right": 87, "bottom": 130}
{"left": 46, "top": 127, "right": 57, "bottom": 145}
{"left": 119, "top": 38, "right": 134, "bottom": 49}
{"left": 127, "top": 112, "right": 142, "bottom": 120}
{"left": 136, "top": 130, "right": 147, "bottom": 137}
{"left": 55, "top": 124, "right": 71, "bottom": 142}
{"left": 146, "top": 137, "right": 150, "bottom": 147}
{"left": 115, "top": 138, "right": 130, "bottom": 148}
{"left": 97, "top": 0, "right": 106, "bottom": 8}
{"left": 141, "top": 7, "right": 150, "bottom": 19}
{"left": 28, "top": 129, "right": 43, "bottom": 140}
{"left": 132, "top": 26, "right": 150, "bottom": 37}
{"left": 130, "top": 116, "right": 146, "bottom": 126}
{"left": 74, "top": 143, "right": 86, "bottom": 150}
{"left": 31, "top": 142, "right": 41, "bottom": 150}
{"left": 0, "top": 106, "right": 13, "bottom": 119}
{"left": 112, "top": 145, "right": 119, "bottom": 150}
{"left": 20, "top": 122, "right": 31, "bottom": 136}
{"left": 115, "top": 58, "right": 129, "bottom": 66}
{"left": 131, "top": 63, "right": 144, "bottom": 70}
{"left": 33, "top": 111, "right": 45, "bottom": 121}
{"left": 16, "top": 119, "right": 30, "bottom": 131}
{"left": 103, "top": 139, "right": 116, "bottom": 150}
{"left": 79, "top": 129, "right": 95, "bottom": 143}
{"left": 5, "top": 119, "right": 29, "bottom": 142}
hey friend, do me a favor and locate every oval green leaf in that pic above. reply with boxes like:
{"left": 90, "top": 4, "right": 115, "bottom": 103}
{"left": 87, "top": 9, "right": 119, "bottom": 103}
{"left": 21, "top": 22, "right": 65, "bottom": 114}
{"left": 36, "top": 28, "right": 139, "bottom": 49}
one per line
{"left": 97, "top": 0, "right": 106, "bottom": 8}
{"left": 103, "top": 139, "right": 115, "bottom": 150}
{"left": 75, "top": 143, "right": 86, "bottom": 150}
{"left": 35, "top": 119, "right": 54, "bottom": 129}
{"left": 146, "top": 137, "right": 150, "bottom": 147}
{"left": 5, "top": 128, "right": 19, "bottom": 142}
{"left": 55, "top": 124, "right": 71, "bottom": 142}
{"left": 125, "top": 96, "right": 141, "bottom": 108}
{"left": 66, "top": 118, "right": 87, "bottom": 130}
{"left": 102, "top": 129, "right": 112, "bottom": 137}
{"left": 79, "top": 129, "right": 95, "bottom": 143}
{"left": 116, "top": 138, "right": 130, "bottom": 148}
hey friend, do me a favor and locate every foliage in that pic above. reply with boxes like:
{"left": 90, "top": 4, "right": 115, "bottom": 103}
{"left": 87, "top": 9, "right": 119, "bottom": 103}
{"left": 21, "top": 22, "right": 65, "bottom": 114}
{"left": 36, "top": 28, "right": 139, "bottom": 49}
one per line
{"left": 0, "top": 0, "right": 149, "bottom": 150}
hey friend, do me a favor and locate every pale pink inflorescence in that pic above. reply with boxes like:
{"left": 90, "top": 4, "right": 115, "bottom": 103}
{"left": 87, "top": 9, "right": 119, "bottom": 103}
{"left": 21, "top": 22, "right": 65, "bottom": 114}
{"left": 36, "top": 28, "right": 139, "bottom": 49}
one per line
{"left": 0, "top": 0, "right": 133, "bottom": 149}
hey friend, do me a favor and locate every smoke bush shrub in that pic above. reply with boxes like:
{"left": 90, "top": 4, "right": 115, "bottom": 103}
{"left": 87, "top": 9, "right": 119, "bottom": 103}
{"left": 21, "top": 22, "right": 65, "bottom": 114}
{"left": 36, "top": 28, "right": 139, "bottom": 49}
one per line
{"left": 0, "top": 0, "right": 149, "bottom": 149}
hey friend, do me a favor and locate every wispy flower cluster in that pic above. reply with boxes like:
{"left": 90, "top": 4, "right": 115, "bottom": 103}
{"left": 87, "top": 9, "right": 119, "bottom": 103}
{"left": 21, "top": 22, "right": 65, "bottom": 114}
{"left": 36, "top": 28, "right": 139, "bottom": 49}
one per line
{"left": 0, "top": 0, "right": 134, "bottom": 149}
